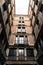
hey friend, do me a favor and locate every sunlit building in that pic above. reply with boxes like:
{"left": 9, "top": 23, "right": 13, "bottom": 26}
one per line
{"left": 0, "top": 0, "right": 43, "bottom": 65}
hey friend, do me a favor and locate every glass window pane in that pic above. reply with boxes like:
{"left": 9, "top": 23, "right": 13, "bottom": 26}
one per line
{"left": 18, "top": 49, "right": 25, "bottom": 60}
{"left": 19, "top": 37, "right": 24, "bottom": 44}
{"left": 16, "top": 37, "right": 18, "bottom": 44}
{"left": 18, "top": 49, "right": 24, "bottom": 55}
{"left": 22, "top": 37, "right": 24, "bottom": 44}
{"left": 9, "top": 48, "right": 16, "bottom": 56}
{"left": 19, "top": 37, "right": 21, "bottom": 44}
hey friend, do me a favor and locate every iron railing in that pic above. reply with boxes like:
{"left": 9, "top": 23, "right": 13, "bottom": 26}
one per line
{"left": 6, "top": 56, "right": 35, "bottom": 61}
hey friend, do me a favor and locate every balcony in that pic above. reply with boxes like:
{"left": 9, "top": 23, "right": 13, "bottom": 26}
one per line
{"left": 17, "top": 29, "right": 21, "bottom": 33}
{"left": 3, "top": 11, "right": 8, "bottom": 25}
{"left": 6, "top": 56, "right": 35, "bottom": 61}
{"left": 15, "top": 37, "right": 28, "bottom": 45}
{"left": 5, "top": 56, "right": 38, "bottom": 65}
{"left": 5, "top": 48, "right": 37, "bottom": 65}
{"left": 22, "top": 29, "right": 26, "bottom": 32}
{"left": 38, "top": 12, "right": 43, "bottom": 26}
{"left": 17, "top": 29, "right": 26, "bottom": 33}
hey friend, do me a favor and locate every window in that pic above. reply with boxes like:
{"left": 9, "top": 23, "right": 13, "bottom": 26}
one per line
{"left": 18, "top": 21, "right": 21, "bottom": 26}
{"left": 18, "top": 27, "right": 21, "bottom": 29}
{"left": 25, "top": 35, "right": 27, "bottom": 37}
{"left": 22, "top": 17, "right": 24, "bottom": 19}
{"left": 19, "top": 36, "right": 24, "bottom": 44}
{"left": 19, "top": 37, "right": 24, "bottom": 44}
{"left": 1, "top": 3, "right": 7, "bottom": 15}
{"left": 18, "top": 49, "right": 24, "bottom": 56}
{"left": 39, "top": 4, "right": 43, "bottom": 12}
{"left": 18, "top": 49, "right": 24, "bottom": 60}
{"left": 22, "top": 27, "right": 25, "bottom": 32}
{"left": 16, "top": 35, "right": 25, "bottom": 44}
{"left": 3, "top": 3, "right": 7, "bottom": 11}
{"left": 22, "top": 37, "right": 24, "bottom": 44}
{"left": 19, "top": 21, "right": 21, "bottom": 23}
{"left": 22, "top": 27, "right": 25, "bottom": 29}
{"left": 19, "top": 37, "right": 21, "bottom": 44}
{"left": 19, "top": 17, "right": 21, "bottom": 19}
{"left": 18, "top": 24, "right": 21, "bottom": 26}
{"left": 16, "top": 36, "right": 18, "bottom": 44}
{"left": 35, "top": 0, "right": 38, "bottom": 5}
{"left": 26, "top": 48, "right": 34, "bottom": 57}
{"left": 17, "top": 27, "right": 21, "bottom": 32}
{"left": 1, "top": 7, "right": 3, "bottom": 14}
{"left": 22, "top": 21, "right": 24, "bottom": 23}
{"left": 9, "top": 48, "right": 16, "bottom": 56}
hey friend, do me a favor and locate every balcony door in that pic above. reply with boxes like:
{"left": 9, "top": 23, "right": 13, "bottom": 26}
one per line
{"left": 19, "top": 36, "right": 24, "bottom": 44}
{"left": 18, "top": 49, "right": 24, "bottom": 60}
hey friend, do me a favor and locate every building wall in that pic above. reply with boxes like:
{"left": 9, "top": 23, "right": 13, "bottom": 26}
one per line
{"left": 0, "top": 0, "right": 43, "bottom": 48}
{"left": 0, "top": 0, "right": 5, "bottom": 7}
{"left": 28, "top": 0, "right": 43, "bottom": 46}
{"left": 9, "top": 15, "right": 35, "bottom": 46}
{"left": 0, "top": 0, "right": 11, "bottom": 59}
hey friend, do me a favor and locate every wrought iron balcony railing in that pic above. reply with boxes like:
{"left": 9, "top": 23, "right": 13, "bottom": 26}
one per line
{"left": 6, "top": 56, "right": 35, "bottom": 61}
